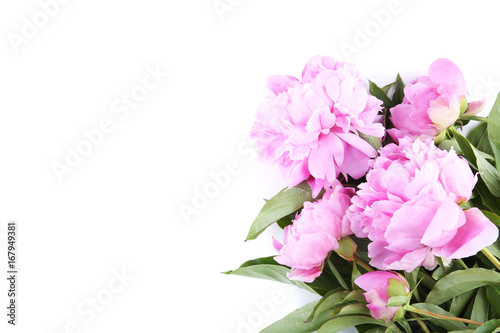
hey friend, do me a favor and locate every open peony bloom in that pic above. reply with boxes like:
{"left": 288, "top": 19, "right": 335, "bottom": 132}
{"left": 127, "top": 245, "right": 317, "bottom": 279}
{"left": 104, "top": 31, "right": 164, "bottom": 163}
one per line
{"left": 355, "top": 271, "right": 410, "bottom": 323}
{"left": 273, "top": 181, "right": 354, "bottom": 282}
{"left": 348, "top": 136, "right": 498, "bottom": 271}
{"left": 251, "top": 55, "right": 384, "bottom": 196}
{"left": 388, "top": 58, "right": 484, "bottom": 141}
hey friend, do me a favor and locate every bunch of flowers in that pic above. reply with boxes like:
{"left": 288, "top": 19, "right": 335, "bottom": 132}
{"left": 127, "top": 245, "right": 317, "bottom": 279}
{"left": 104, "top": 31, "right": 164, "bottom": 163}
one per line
{"left": 226, "top": 56, "right": 500, "bottom": 332}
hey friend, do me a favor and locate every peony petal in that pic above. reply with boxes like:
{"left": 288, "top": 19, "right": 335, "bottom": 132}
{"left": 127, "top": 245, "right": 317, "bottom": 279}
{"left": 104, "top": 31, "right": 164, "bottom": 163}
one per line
{"left": 355, "top": 271, "right": 393, "bottom": 291}
{"left": 420, "top": 199, "right": 464, "bottom": 248}
{"left": 308, "top": 134, "right": 337, "bottom": 181}
{"left": 385, "top": 247, "right": 430, "bottom": 272}
{"left": 266, "top": 75, "right": 299, "bottom": 94}
{"left": 435, "top": 208, "right": 498, "bottom": 259}
{"left": 428, "top": 58, "right": 467, "bottom": 99}
{"left": 286, "top": 159, "right": 309, "bottom": 188}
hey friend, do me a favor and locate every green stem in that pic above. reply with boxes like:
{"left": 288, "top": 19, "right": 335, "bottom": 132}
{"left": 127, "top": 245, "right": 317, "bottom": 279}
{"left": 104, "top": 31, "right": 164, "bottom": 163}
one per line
{"left": 456, "top": 258, "right": 468, "bottom": 269}
{"left": 404, "top": 305, "right": 483, "bottom": 326}
{"left": 459, "top": 115, "right": 488, "bottom": 122}
{"left": 410, "top": 312, "right": 430, "bottom": 333}
{"left": 353, "top": 255, "right": 374, "bottom": 272}
{"left": 482, "top": 247, "right": 500, "bottom": 271}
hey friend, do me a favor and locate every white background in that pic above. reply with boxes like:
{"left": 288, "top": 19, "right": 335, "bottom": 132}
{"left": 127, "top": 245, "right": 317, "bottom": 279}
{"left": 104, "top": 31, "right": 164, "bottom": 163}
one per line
{"left": 0, "top": 0, "right": 499, "bottom": 332}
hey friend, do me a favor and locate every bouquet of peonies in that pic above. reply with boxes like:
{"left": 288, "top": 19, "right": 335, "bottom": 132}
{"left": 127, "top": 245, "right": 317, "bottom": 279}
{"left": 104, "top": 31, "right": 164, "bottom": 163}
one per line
{"left": 225, "top": 56, "right": 500, "bottom": 332}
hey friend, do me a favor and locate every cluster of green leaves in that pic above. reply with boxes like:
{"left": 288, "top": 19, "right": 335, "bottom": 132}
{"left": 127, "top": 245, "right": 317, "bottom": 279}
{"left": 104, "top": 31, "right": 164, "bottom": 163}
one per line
{"left": 226, "top": 79, "right": 500, "bottom": 332}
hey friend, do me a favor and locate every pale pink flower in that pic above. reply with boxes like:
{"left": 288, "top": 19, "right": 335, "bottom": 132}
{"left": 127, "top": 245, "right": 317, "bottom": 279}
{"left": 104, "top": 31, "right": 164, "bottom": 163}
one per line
{"left": 251, "top": 55, "right": 384, "bottom": 196}
{"left": 273, "top": 181, "right": 354, "bottom": 282}
{"left": 355, "top": 271, "right": 410, "bottom": 323}
{"left": 388, "top": 58, "right": 483, "bottom": 141}
{"left": 348, "top": 136, "right": 498, "bottom": 271}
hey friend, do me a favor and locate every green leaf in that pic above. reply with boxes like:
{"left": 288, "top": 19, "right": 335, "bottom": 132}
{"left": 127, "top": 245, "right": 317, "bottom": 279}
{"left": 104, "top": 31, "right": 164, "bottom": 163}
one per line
{"left": 246, "top": 183, "right": 312, "bottom": 240}
{"left": 335, "top": 303, "right": 371, "bottom": 317}
{"left": 392, "top": 74, "right": 405, "bottom": 106}
{"left": 426, "top": 268, "right": 500, "bottom": 305}
{"left": 369, "top": 80, "right": 394, "bottom": 109}
{"left": 224, "top": 257, "right": 335, "bottom": 295}
{"left": 432, "top": 260, "right": 462, "bottom": 281}
{"left": 473, "top": 319, "right": 500, "bottom": 333}
{"left": 487, "top": 284, "right": 500, "bottom": 317}
{"left": 468, "top": 122, "right": 494, "bottom": 156}
{"left": 318, "top": 316, "right": 387, "bottom": 333}
{"left": 360, "top": 328, "right": 390, "bottom": 333}
{"left": 387, "top": 296, "right": 409, "bottom": 307}
{"left": 410, "top": 303, "right": 469, "bottom": 331}
{"left": 418, "top": 270, "right": 437, "bottom": 290}
{"left": 486, "top": 243, "right": 500, "bottom": 261}
{"left": 224, "top": 263, "right": 316, "bottom": 293}
{"left": 387, "top": 278, "right": 408, "bottom": 298}
{"left": 312, "top": 289, "right": 366, "bottom": 321}
{"left": 449, "top": 289, "right": 476, "bottom": 317}
{"left": 448, "top": 330, "right": 475, "bottom": 333}
{"left": 453, "top": 127, "right": 478, "bottom": 169}
{"left": 352, "top": 261, "right": 362, "bottom": 290}
{"left": 260, "top": 300, "right": 321, "bottom": 333}
{"left": 475, "top": 149, "right": 500, "bottom": 197}
{"left": 381, "top": 81, "right": 395, "bottom": 94}
{"left": 476, "top": 178, "right": 500, "bottom": 215}
{"left": 306, "top": 290, "right": 352, "bottom": 323}
{"left": 359, "top": 132, "right": 382, "bottom": 151}
{"left": 488, "top": 91, "right": 500, "bottom": 172}
{"left": 276, "top": 212, "right": 295, "bottom": 229}
{"left": 335, "top": 236, "right": 358, "bottom": 261}
{"left": 396, "top": 320, "right": 411, "bottom": 333}
{"left": 486, "top": 286, "right": 500, "bottom": 315}
{"left": 439, "top": 139, "right": 463, "bottom": 154}
{"left": 460, "top": 96, "right": 469, "bottom": 115}
{"left": 489, "top": 138, "right": 500, "bottom": 173}
{"left": 327, "top": 259, "right": 349, "bottom": 290}
{"left": 483, "top": 211, "right": 500, "bottom": 227}
{"left": 404, "top": 268, "right": 420, "bottom": 302}
{"left": 471, "top": 287, "right": 489, "bottom": 324}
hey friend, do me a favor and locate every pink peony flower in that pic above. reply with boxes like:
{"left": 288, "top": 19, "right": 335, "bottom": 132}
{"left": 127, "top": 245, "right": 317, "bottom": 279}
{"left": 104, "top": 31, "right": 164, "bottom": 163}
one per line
{"left": 388, "top": 58, "right": 483, "bottom": 141}
{"left": 348, "top": 136, "right": 498, "bottom": 271}
{"left": 251, "top": 55, "right": 385, "bottom": 196}
{"left": 273, "top": 181, "right": 355, "bottom": 282}
{"left": 355, "top": 271, "right": 410, "bottom": 323}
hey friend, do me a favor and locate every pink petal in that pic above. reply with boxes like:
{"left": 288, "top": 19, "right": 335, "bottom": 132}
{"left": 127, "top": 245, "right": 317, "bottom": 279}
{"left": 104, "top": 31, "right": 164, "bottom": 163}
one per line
{"left": 420, "top": 199, "right": 465, "bottom": 248}
{"left": 266, "top": 75, "right": 298, "bottom": 94}
{"left": 355, "top": 271, "right": 394, "bottom": 291}
{"left": 428, "top": 58, "right": 467, "bottom": 99}
{"left": 385, "top": 247, "right": 431, "bottom": 272}
{"left": 435, "top": 208, "right": 499, "bottom": 258}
